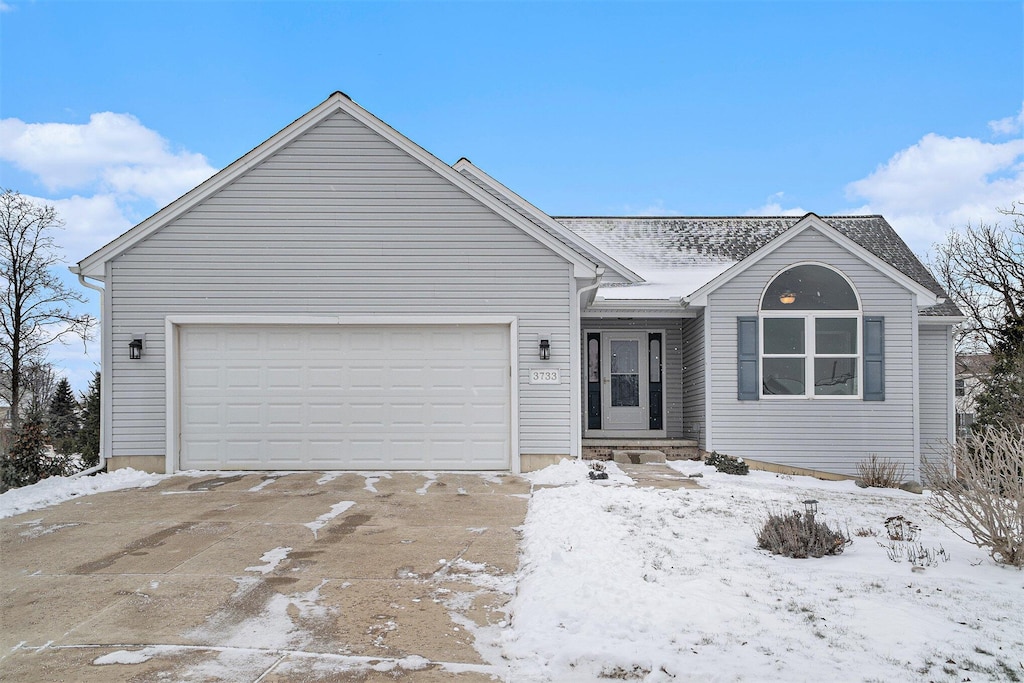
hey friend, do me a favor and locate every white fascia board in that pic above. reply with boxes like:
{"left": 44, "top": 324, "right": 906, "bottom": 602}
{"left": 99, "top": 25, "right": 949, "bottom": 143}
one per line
{"left": 582, "top": 309, "right": 699, "bottom": 319}
{"left": 686, "top": 214, "right": 939, "bottom": 307}
{"left": 582, "top": 300, "right": 700, "bottom": 319}
{"left": 452, "top": 159, "right": 642, "bottom": 284}
{"left": 165, "top": 314, "right": 519, "bottom": 327}
{"left": 919, "top": 316, "right": 966, "bottom": 326}
{"left": 78, "top": 93, "right": 598, "bottom": 280}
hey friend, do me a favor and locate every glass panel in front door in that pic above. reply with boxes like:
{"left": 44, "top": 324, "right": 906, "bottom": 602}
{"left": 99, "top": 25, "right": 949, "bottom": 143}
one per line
{"left": 610, "top": 340, "right": 640, "bottom": 407}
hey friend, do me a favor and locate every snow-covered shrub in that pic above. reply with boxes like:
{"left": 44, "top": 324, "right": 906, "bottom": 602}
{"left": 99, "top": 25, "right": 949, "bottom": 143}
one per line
{"left": 856, "top": 454, "right": 906, "bottom": 488}
{"left": 756, "top": 509, "right": 851, "bottom": 559}
{"left": 705, "top": 451, "right": 749, "bottom": 475}
{"left": 923, "top": 425, "right": 1024, "bottom": 567}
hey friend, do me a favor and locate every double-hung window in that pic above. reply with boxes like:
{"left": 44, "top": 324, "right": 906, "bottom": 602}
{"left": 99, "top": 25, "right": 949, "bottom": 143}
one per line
{"left": 760, "top": 264, "right": 861, "bottom": 398}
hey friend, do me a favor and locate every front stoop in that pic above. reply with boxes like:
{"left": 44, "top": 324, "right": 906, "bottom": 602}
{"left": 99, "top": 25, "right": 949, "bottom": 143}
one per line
{"left": 612, "top": 449, "right": 666, "bottom": 464}
{"left": 583, "top": 439, "right": 701, "bottom": 462}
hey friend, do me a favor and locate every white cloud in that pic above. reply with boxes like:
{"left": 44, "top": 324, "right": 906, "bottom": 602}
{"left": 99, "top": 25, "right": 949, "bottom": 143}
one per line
{"left": 989, "top": 103, "right": 1024, "bottom": 136}
{"left": 745, "top": 192, "right": 808, "bottom": 217}
{"left": 845, "top": 129, "right": 1024, "bottom": 254}
{"left": 0, "top": 112, "right": 217, "bottom": 392}
{"left": 48, "top": 194, "right": 136, "bottom": 261}
{"left": 0, "top": 112, "right": 215, "bottom": 205}
{"left": 0, "top": 2, "right": 13, "bottom": 12}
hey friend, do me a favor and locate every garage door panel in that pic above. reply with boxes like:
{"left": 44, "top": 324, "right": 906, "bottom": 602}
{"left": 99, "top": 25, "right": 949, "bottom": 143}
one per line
{"left": 350, "top": 367, "right": 385, "bottom": 388}
{"left": 224, "top": 331, "right": 259, "bottom": 352}
{"left": 225, "top": 404, "right": 261, "bottom": 427}
{"left": 309, "top": 403, "right": 344, "bottom": 425}
{"left": 225, "top": 367, "right": 261, "bottom": 389}
{"left": 267, "top": 403, "right": 304, "bottom": 427}
{"left": 185, "top": 367, "right": 220, "bottom": 389}
{"left": 267, "top": 367, "right": 303, "bottom": 389}
{"left": 179, "top": 324, "right": 511, "bottom": 470}
{"left": 309, "top": 367, "right": 345, "bottom": 387}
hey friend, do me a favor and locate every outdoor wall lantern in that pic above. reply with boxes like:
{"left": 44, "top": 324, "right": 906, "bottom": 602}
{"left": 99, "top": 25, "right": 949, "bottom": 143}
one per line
{"left": 538, "top": 333, "right": 551, "bottom": 360}
{"left": 779, "top": 291, "right": 797, "bottom": 305}
{"left": 129, "top": 335, "right": 145, "bottom": 360}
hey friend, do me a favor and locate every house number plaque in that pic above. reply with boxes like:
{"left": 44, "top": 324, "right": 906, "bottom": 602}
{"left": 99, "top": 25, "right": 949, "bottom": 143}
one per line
{"left": 530, "top": 368, "right": 560, "bottom": 384}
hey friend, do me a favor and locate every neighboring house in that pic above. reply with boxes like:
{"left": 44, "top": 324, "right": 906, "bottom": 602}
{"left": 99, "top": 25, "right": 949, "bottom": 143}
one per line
{"left": 0, "top": 404, "right": 10, "bottom": 434}
{"left": 954, "top": 354, "right": 993, "bottom": 436}
{"left": 72, "top": 93, "right": 963, "bottom": 479}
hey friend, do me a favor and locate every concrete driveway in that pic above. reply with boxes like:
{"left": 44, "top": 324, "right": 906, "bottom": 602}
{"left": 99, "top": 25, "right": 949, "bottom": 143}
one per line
{"left": 0, "top": 470, "right": 530, "bottom": 682}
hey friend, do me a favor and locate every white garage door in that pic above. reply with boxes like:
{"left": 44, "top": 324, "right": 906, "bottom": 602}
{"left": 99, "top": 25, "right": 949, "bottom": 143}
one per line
{"left": 178, "top": 324, "right": 511, "bottom": 470}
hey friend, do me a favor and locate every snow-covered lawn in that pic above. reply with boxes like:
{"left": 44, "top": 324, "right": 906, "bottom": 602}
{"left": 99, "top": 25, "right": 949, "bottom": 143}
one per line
{"left": 508, "top": 459, "right": 1024, "bottom": 682}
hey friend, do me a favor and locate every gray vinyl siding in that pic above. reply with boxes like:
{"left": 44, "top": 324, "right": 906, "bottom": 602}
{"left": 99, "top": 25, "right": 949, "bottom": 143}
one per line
{"left": 107, "top": 110, "right": 575, "bottom": 462}
{"left": 708, "top": 228, "right": 919, "bottom": 477}
{"left": 679, "top": 314, "right": 706, "bottom": 446}
{"left": 919, "top": 325, "right": 953, "bottom": 466}
{"left": 581, "top": 318, "right": 685, "bottom": 437}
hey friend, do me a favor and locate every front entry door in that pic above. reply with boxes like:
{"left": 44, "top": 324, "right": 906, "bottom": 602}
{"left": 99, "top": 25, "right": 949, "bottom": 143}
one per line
{"left": 602, "top": 333, "right": 649, "bottom": 430}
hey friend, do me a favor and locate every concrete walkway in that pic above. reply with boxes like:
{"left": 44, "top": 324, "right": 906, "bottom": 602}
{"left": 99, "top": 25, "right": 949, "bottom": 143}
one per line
{"left": 617, "top": 462, "right": 704, "bottom": 490}
{"left": 0, "top": 471, "right": 529, "bottom": 682}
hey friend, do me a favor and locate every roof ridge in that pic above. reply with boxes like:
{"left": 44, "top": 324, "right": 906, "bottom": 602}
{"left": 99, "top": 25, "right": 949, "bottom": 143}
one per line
{"left": 554, "top": 215, "right": 885, "bottom": 220}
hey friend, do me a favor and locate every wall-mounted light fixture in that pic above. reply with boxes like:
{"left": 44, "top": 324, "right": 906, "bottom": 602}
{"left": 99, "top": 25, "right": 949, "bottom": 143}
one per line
{"left": 779, "top": 291, "right": 797, "bottom": 305}
{"left": 129, "top": 334, "right": 145, "bottom": 360}
{"left": 538, "top": 333, "right": 551, "bottom": 360}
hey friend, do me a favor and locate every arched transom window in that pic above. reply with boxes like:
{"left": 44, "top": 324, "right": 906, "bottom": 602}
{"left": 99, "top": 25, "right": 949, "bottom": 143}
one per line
{"left": 760, "top": 264, "right": 860, "bottom": 397}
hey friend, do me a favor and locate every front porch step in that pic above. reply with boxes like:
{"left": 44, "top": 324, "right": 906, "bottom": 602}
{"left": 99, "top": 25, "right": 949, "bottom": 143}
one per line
{"left": 612, "top": 449, "right": 666, "bottom": 465}
{"left": 583, "top": 439, "right": 701, "bottom": 462}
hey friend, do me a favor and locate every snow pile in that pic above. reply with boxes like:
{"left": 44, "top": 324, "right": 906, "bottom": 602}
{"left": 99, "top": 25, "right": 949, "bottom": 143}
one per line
{"left": 0, "top": 468, "right": 164, "bottom": 519}
{"left": 523, "top": 457, "right": 632, "bottom": 487}
{"left": 504, "top": 461, "right": 1024, "bottom": 682}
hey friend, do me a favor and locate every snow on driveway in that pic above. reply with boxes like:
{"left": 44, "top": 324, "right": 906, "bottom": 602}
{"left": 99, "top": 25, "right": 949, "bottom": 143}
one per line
{"left": 0, "top": 468, "right": 164, "bottom": 518}
{"left": 508, "top": 459, "right": 1024, "bottom": 682}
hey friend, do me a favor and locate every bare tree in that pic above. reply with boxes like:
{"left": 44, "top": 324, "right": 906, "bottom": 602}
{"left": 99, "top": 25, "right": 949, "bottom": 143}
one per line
{"left": 923, "top": 425, "right": 1024, "bottom": 567}
{"left": 930, "top": 201, "right": 1024, "bottom": 355}
{"left": 0, "top": 190, "right": 93, "bottom": 432}
{"left": 19, "top": 361, "right": 57, "bottom": 424}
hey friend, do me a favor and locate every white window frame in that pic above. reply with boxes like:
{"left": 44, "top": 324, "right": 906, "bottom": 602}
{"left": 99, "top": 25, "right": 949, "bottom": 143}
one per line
{"left": 760, "top": 312, "right": 862, "bottom": 399}
{"left": 759, "top": 262, "right": 862, "bottom": 400}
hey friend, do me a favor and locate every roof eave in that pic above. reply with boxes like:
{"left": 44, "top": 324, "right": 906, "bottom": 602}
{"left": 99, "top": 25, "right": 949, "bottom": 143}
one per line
{"left": 919, "top": 315, "right": 967, "bottom": 325}
{"left": 451, "top": 159, "right": 639, "bottom": 283}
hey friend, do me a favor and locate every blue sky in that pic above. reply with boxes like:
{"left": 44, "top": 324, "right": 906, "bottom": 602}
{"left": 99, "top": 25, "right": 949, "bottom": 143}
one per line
{"left": 1, "top": 0, "right": 1022, "bottom": 391}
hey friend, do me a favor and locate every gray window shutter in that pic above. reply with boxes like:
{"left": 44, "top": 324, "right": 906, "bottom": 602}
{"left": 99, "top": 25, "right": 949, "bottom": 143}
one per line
{"left": 737, "top": 316, "right": 759, "bottom": 401}
{"left": 863, "top": 316, "right": 885, "bottom": 401}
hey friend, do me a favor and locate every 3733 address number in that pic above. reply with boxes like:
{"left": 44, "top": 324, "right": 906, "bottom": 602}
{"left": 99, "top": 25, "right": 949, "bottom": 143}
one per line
{"left": 529, "top": 368, "right": 561, "bottom": 384}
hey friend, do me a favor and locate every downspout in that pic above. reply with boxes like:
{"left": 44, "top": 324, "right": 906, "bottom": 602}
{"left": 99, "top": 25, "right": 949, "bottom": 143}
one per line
{"left": 573, "top": 268, "right": 605, "bottom": 459}
{"left": 70, "top": 267, "right": 106, "bottom": 478}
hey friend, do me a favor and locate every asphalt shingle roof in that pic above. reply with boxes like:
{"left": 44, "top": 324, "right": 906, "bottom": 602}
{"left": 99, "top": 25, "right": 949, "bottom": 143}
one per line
{"left": 554, "top": 215, "right": 962, "bottom": 316}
